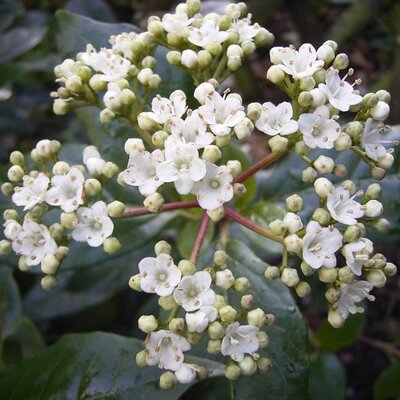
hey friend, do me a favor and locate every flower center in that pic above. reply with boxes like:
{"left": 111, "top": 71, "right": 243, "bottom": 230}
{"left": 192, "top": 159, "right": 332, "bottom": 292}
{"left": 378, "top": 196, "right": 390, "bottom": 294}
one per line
{"left": 210, "top": 180, "right": 220, "bottom": 189}
{"left": 188, "top": 289, "right": 197, "bottom": 298}
{"left": 158, "top": 273, "right": 167, "bottom": 281}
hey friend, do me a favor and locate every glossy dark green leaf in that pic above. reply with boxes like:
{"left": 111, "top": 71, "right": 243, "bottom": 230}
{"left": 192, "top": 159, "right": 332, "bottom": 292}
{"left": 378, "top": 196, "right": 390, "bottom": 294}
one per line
{"left": 0, "top": 332, "right": 190, "bottom": 400}
{"left": 316, "top": 313, "right": 365, "bottom": 352}
{"left": 65, "top": 0, "right": 117, "bottom": 22}
{"left": 308, "top": 352, "right": 346, "bottom": 400}
{"left": 374, "top": 360, "right": 400, "bottom": 400}
{"left": 0, "top": 0, "right": 23, "bottom": 33}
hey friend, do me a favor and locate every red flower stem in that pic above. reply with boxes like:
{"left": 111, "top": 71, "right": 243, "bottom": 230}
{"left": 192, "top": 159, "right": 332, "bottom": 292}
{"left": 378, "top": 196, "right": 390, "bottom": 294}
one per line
{"left": 122, "top": 200, "right": 199, "bottom": 218}
{"left": 190, "top": 212, "right": 210, "bottom": 264}
{"left": 234, "top": 151, "right": 287, "bottom": 184}
{"left": 224, "top": 206, "right": 283, "bottom": 243}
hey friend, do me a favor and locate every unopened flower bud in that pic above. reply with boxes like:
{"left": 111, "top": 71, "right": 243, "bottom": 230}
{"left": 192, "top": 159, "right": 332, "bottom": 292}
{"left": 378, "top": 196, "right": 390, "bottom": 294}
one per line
{"left": 318, "top": 267, "right": 337, "bottom": 283}
{"left": 241, "top": 40, "right": 256, "bottom": 56}
{"left": 197, "top": 50, "right": 212, "bottom": 68}
{"left": 317, "top": 44, "right": 335, "bottom": 64}
{"left": 334, "top": 132, "right": 352, "bottom": 151}
{"left": 378, "top": 153, "right": 394, "bottom": 170}
{"left": 8, "top": 165, "right": 24, "bottom": 182}
{"left": 254, "top": 28, "right": 274, "bottom": 47}
{"left": 178, "top": 259, "right": 196, "bottom": 276}
{"left": 158, "top": 295, "right": 176, "bottom": 310}
{"left": 266, "top": 65, "right": 285, "bottom": 84}
{"left": 333, "top": 53, "right": 349, "bottom": 70}
{"left": 0, "top": 240, "right": 11, "bottom": 255}
{"left": 283, "top": 212, "right": 303, "bottom": 233}
{"left": 234, "top": 117, "right": 254, "bottom": 139}
{"left": 383, "top": 262, "right": 397, "bottom": 277}
{"left": 376, "top": 89, "right": 391, "bottom": 103}
{"left": 137, "top": 112, "right": 155, "bottom": 131}
{"left": 302, "top": 166, "right": 318, "bottom": 183}
{"left": 228, "top": 55, "right": 242, "bottom": 71}
{"left": 280, "top": 267, "right": 300, "bottom": 287}
{"left": 226, "top": 160, "right": 242, "bottom": 178}
{"left": 372, "top": 218, "right": 390, "bottom": 233}
{"left": 362, "top": 93, "right": 379, "bottom": 109}
{"left": 106, "top": 200, "right": 125, "bottom": 218}
{"left": 313, "top": 69, "right": 326, "bottom": 85}
{"left": 247, "top": 308, "right": 266, "bottom": 327}
{"left": 269, "top": 219, "right": 286, "bottom": 236}
{"left": 103, "top": 237, "right": 121, "bottom": 254}
{"left": 265, "top": 266, "right": 280, "bottom": 280}
{"left": 169, "top": 317, "right": 185, "bottom": 333}
{"left": 225, "top": 364, "right": 241, "bottom": 381}
{"left": 314, "top": 177, "right": 333, "bottom": 198}
{"left": 295, "top": 281, "right": 311, "bottom": 297}
{"left": 215, "top": 134, "right": 231, "bottom": 147}
{"left": 52, "top": 161, "right": 70, "bottom": 175}
{"left": 187, "top": 332, "right": 201, "bottom": 345}
{"left": 49, "top": 221, "right": 64, "bottom": 241}
{"left": 9, "top": 151, "right": 24, "bottom": 166}
{"left": 268, "top": 135, "right": 289, "bottom": 153}
{"left": 181, "top": 49, "right": 198, "bottom": 69}
{"left": 216, "top": 269, "right": 235, "bottom": 289}
{"left": 55, "top": 246, "right": 69, "bottom": 261}
{"left": 311, "top": 208, "right": 330, "bottom": 225}
{"left": 53, "top": 99, "right": 70, "bottom": 115}
{"left": 328, "top": 308, "right": 345, "bottom": 328}
{"left": 143, "top": 192, "right": 164, "bottom": 213}
{"left": 60, "top": 212, "right": 78, "bottom": 229}
{"left": 247, "top": 102, "right": 262, "bottom": 122}
{"left": 371, "top": 167, "right": 386, "bottom": 180}
{"left": 154, "top": 240, "right": 171, "bottom": 256}
{"left": 325, "top": 287, "right": 339, "bottom": 303}
{"left": 215, "top": 294, "right": 226, "bottom": 309}
{"left": 84, "top": 178, "right": 102, "bottom": 197}
{"left": 138, "top": 315, "right": 158, "bottom": 333}
{"left": 298, "top": 91, "right": 313, "bottom": 107}
{"left": 239, "top": 356, "right": 257, "bottom": 376}
{"left": 18, "top": 256, "right": 31, "bottom": 272}
{"left": 219, "top": 305, "right": 237, "bottom": 323}
{"left": 366, "top": 269, "right": 386, "bottom": 287}
{"left": 207, "top": 339, "right": 222, "bottom": 354}
{"left": 343, "top": 225, "right": 362, "bottom": 243}
{"left": 3, "top": 209, "right": 19, "bottom": 221}
{"left": 364, "top": 183, "right": 381, "bottom": 201}
{"left": 99, "top": 108, "right": 115, "bottom": 124}
{"left": 364, "top": 200, "right": 383, "bottom": 218}
{"left": 41, "top": 275, "right": 57, "bottom": 291}
{"left": 159, "top": 371, "right": 176, "bottom": 389}
{"left": 314, "top": 155, "right": 334, "bottom": 174}
{"left": 283, "top": 234, "right": 302, "bottom": 252}
{"left": 102, "top": 162, "right": 119, "bottom": 179}
{"left": 309, "top": 88, "right": 326, "bottom": 107}
{"left": 208, "top": 321, "right": 225, "bottom": 339}
{"left": 338, "top": 266, "right": 355, "bottom": 284}
{"left": 299, "top": 76, "right": 316, "bottom": 91}
{"left": 129, "top": 274, "right": 141, "bottom": 291}
{"left": 125, "top": 138, "right": 145, "bottom": 154}
{"left": 257, "top": 357, "right": 273, "bottom": 373}
{"left": 233, "top": 276, "right": 250, "bottom": 292}
{"left": 1, "top": 182, "right": 14, "bottom": 196}
{"left": 285, "top": 194, "right": 303, "bottom": 212}
{"left": 345, "top": 121, "right": 363, "bottom": 140}
{"left": 65, "top": 75, "right": 83, "bottom": 93}
{"left": 334, "top": 164, "right": 347, "bottom": 177}
{"left": 202, "top": 145, "right": 221, "bottom": 163}
{"left": 370, "top": 101, "right": 390, "bottom": 121}
{"left": 135, "top": 350, "right": 147, "bottom": 368}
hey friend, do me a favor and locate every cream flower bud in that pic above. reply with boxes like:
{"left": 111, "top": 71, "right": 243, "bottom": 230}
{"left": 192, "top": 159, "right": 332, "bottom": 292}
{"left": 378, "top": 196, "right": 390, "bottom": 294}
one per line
{"left": 383, "top": 262, "right": 397, "bottom": 277}
{"left": 295, "top": 281, "right": 311, "bottom": 297}
{"left": 0, "top": 240, "right": 11, "bottom": 255}
{"left": 317, "top": 45, "right": 335, "bottom": 64}
{"left": 336, "top": 165, "right": 349, "bottom": 180}
{"left": 256, "top": 331, "right": 270, "bottom": 348}
{"left": 227, "top": 160, "right": 242, "bottom": 178}
{"left": 166, "top": 50, "right": 181, "bottom": 65}
{"left": 299, "top": 76, "right": 316, "bottom": 91}
{"left": 371, "top": 167, "right": 386, "bottom": 180}
{"left": 9, "top": 151, "right": 24, "bottom": 166}
{"left": 129, "top": 274, "right": 141, "bottom": 291}
{"left": 280, "top": 268, "right": 300, "bottom": 287}
{"left": 247, "top": 102, "right": 263, "bottom": 122}
{"left": 372, "top": 218, "right": 390, "bottom": 233}
{"left": 247, "top": 308, "right": 266, "bottom": 327}
{"left": 137, "top": 112, "right": 156, "bottom": 131}
{"left": 207, "top": 206, "right": 225, "bottom": 222}
{"left": 8, "top": 165, "right": 24, "bottom": 182}
{"left": 328, "top": 308, "right": 345, "bottom": 328}
{"left": 53, "top": 161, "right": 70, "bottom": 175}
{"left": 257, "top": 357, "right": 273, "bottom": 373}
{"left": 215, "top": 294, "right": 226, "bottom": 309}
{"left": 206, "top": 42, "right": 222, "bottom": 56}
{"left": 135, "top": 350, "right": 147, "bottom": 368}
{"left": 41, "top": 275, "right": 57, "bottom": 291}
{"left": 286, "top": 194, "right": 303, "bottom": 212}
{"left": 216, "top": 269, "right": 235, "bottom": 289}
{"left": 283, "top": 234, "right": 302, "bottom": 252}
{"left": 309, "top": 88, "right": 326, "bottom": 107}
{"left": 268, "top": 135, "right": 289, "bottom": 153}
{"left": 364, "top": 200, "right": 383, "bottom": 217}
{"left": 187, "top": 332, "right": 201, "bottom": 345}
{"left": 65, "top": 75, "right": 83, "bottom": 93}
{"left": 169, "top": 317, "right": 185, "bottom": 333}
{"left": 240, "top": 294, "right": 254, "bottom": 309}
{"left": 181, "top": 49, "right": 198, "bottom": 69}
{"left": 214, "top": 250, "right": 228, "bottom": 266}
{"left": 207, "top": 339, "right": 222, "bottom": 354}
{"left": 333, "top": 53, "right": 349, "bottom": 70}
{"left": 241, "top": 40, "right": 256, "bottom": 56}
{"left": 143, "top": 192, "right": 164, "bottom": 213}
{"left": 197, "top": 50, "right": 212, "bottom": 68}
{"left": 239, "top": 356, "right": 257, "bottom": 376}
{"left": 255, "top": 28, "right": 274, "bottom": 47}
{"left": 4, "top": 209, "right": 19, "bottom": 221}
{"left": 219, "top": 305, "right": 237, "bottom": 323}
{"left": 338, "top": 266, "right": 355, "bottom": 284}
{"left": 370, "top": 101, "right": 390, "bottom": 121}
{"left": 99, "top": 108, "right": 115, "bottom": 124}
{"left": 60, "top": 212, "right": 78, "bottom": 229}
{"left": 53, "top": 99, "right": 69, "bottom": 115}
{"left": 208, "top": 321, "right": 225, "bottom": 339}
{"left": 269, "top": 219, "right": 286, "bottom": 236}
{"left": 266, "top": 65, "right": 285, "bottom": 84}
{"left": 302, "top": 167, "right": 318, "bottom": 183}
{"left": 215, "top": 135, "right": 231, "bottom": 148}
{"left": 151, "top": 130, "right": 169, "bottom": 149}
{"left": 365, "top": 183, "right": 381, "bottom": 200}
{"left": 376, "top": 89, "right": 391, "bottom": 103}
{"left": 1, "top": 182, "right": 14, "bottom": 196}
{"left": 345, "top": 121, "right": 363, "bottom": 139}
{"left": 124, "top": 138, "right": 145, "bottom": 154}
{"left": 107, "top": 200, "right": 125, "bottom": 218}
{"left": 314, "top": 177, "right": 333, "bottom": 198}
{"left": 283, "top": 212, "right": 303, "bottom": 233}
{"left": 225, "top": 364, "right": 241, "bottom": 381}
{"left": 298, "top": 91, "right": 313, "bottom": 107}
{"left": 314, "top": 155, "right": 334, "bottom": 174}
{"left": 154, "top": 240, "right": 172, "bottom": 255}
{"left": 294, "top": 140, "right": 310, "bottom": 156}
{"left": 103, "top": 237, "right": 121, "bottom": 254}
{"left": 334, "top": 132, "right": 352, "bottom": 151}
{"left": 234, "top": 117, "right": 254, "bottom": 139}
{"left": 227, "top": 44, "right": 244, "bottom": 58}
{"left": 366, "top": 269, "right": 386, "bottom": 287}
{"left": 159, "top": 371, "right": 177, "bottom": 390}
{"left": 18, "top": 256, "right": 30, "bottom": 272}
{"left": 55, "top": 246, "right": 69, "bottom": 261}
{"left": 202, "top": 145, "right": 222, "bottom": 163}
{"left": 102, "top": 162, "right": 119, "bottom": 178}
{"left": 178, "top": 259, "right": 196, "bottom": 276}
{"left": 325, "top": 287, "right": 339, "bottom": 303}
{"left": 265, "top": 266, "right": 280, "bottom": 280}
{"left": 138, "top": 315, "right": 158, "bottom": 333}
{"left": 41, "top": 254, "right": 60, "bottom": 275}
{"left": 318, "top": 267, "right": 337, "bottom": 283}
{"left": 233, "top": 277, "right": 250, "bottom": 292}
{"left": 158, "top": 295, "right": 177, "bottom": 310}
{"left": 378, "top": 153, "right": 394, "bottom": 170}
{"left": 137, "top": 68, "right": 153, "bottom": 86}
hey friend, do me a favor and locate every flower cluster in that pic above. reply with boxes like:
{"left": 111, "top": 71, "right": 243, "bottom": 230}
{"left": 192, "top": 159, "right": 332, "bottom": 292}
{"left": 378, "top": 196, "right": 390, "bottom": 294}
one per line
{"left": 130, "top": 245, "right": 273, "bottom": 387}
{"left": 0, "top": 140, "right": 124, "bottom": 290}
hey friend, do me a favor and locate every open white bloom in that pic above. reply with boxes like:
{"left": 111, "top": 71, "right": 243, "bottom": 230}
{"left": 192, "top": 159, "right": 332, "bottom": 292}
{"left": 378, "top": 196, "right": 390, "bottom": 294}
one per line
{"left": 157, "top": 143, "right": 206, "bottom": 194}
{"left": 12, "top": 173, "right": 49, "bottom": 211}
{"left": 3, "top": 220, "right": 22, "bottom": 240}
{"left": 198, "top": 91, "right": 245, "bottom": 136}
{"left": 174, "top": 271, "right": 215, "bottom": 311}
{"left": 255, "top": 102, "right": 298, "bottom": 136}
{"left": 139, "top": 254, "right": 181, "bottom": 297}
{"left": 298, "top": 105, "right": 341, "bottom": 149}
{"left": 109, "top": 32, "right": 137, "bottom": 59}
{"left": 302, "top": 221, "right": 343, "bottom": 269}
{"left": 230, "top": 18, "right": 259, "bottom": 43}
{"left": 318, "top": 67, "right": 362, "bottom": 112}
{"left": 72, "top": 201, "right": 114, "bottom": 247}
{"left": 165, "top": 113, "right": 214, "bottom": 149}
{"left": 342, "top": 238, "right": 373, "bottom": 276}
{"left": 54, "top": 59, "right": 77, "bottom": 81}
{"left": 270, "top": 44, "right": 324, "bottom": 79}
{"left": 185, "top": 306, "right": 218, "bottom": 333}
{"left": 121, "top": 149, "right": 164, "bottom": 196}
{"left": 12, "top": 220, "right": 57, "bottom": 267}
{"left": 337, "top": 281, "right": 374, "bottom": 319}
{"left": 175, "top": 363, "right": 199, "bottom": 384}
{"left": 191, "top": 161, "right": 233, "bottom": 211}
{"left": 361, "top": 118, "right": 387, "bottom": 161}
{"left": 45, "top": 167, "right": 84, "bottom": 212}
{"left": 83, "top": 145, "right": 106, "bottom": 176}
{"left": 327, "top": 186, "right": 364, "bottom": 225}
{"left": 103, "top": 82, "right": 122, "bottom": 112}
{"left": 146, "top": 91, "right": 187, "bottom": 124}
{"left": 145, "top": 330, "right": 190, "bottom": 371}
{"left": 221, "top": 322, "right": 259, "bottom": 362}
{"left": 78, "top": 44, "right": 130, "bottom": 82}
{"left": 188, "top": 19, "right": 229, "bottom": 48}
{"left": 162, "top": 11, "right": 193, "bottom": 34}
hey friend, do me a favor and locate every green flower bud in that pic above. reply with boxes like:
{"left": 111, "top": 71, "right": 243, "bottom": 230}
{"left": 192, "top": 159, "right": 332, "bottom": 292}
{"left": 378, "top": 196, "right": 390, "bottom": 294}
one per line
{"left": 88, "top": 74, "right": 107, "bottom": 91}
{"left": 283, "top": 234, "right": 302, "bottom": 253}
{"left": 240, "top": 294, "right": 254, "bottom": 309}
{"left": 318, "top": 267, "right": 337, "bottom": 283}
{"left": 345, "top": 121, "right": 363, "bottom": 140}
{"left": 366, "top": 269, "right": 386, "bottom": 287}
{"left": 281, "top": 267, "right": 300, "bottom": 287}
{"left": 60, "top": 212, "right": 78, "bottom": 229}
{"left": 371, "top": 218, "right": 390, "bottom": 233}
{"left": 178, "top": 259, "right": 196, "bottom": 276}
{"left": 148, "top": 74, "right": 162, "bottom": 89}
{"left": 53, "top": 99, "right": 70, "bottom": 115}
{"left": 227, "top": 55, "right": 242, "bottom": 71}
{"left": 254, "top": 28, "right": 274, "bottom": 47}
{"left": 328, "top": 308, "right": 345, "bottom": 328}
{"left": 158, "top": 295, "right": 177, "bottom": 310}
{"left": 295, "top": 281, "right": 311, "bottom": 297}
{"left": 215, "top": 294, "right": 226, "bottom": 309}
{"left": 214, "top": 250, "right": 228, "bottom": 267}
{"left": 41, "top": 254, "right": 60, "bottom": 275}
{"left": 84, "top": 178, "right": 102, "bottom": 197}
{"left": 227, "top": 160, "right": 242, "bottom": 177}
{"left": 49, "top": 223, "right": 64, "bottom": 242}
{"left": 129, "top": 274, "right": 141, "bottom": 291}
{"left": 135, "top": 350, "right": 147, "bottom": 367}
{"left": 9, "top": 151, "right": 24, "bottom": 166}
{"left": 299, "top": 76, "right": 316, "bottom": 91}
{"left": 18, "top": 256, "right": 30, "bottom": 272}
{"left": 300, "top": 261, "right": 314, "bottom": 276}
{"left": 375, "top": 89, "right": 391, "bottom": 103}
{"left": 268, "top": 135, "right": 289, "bottom": 153}
{"left": 3, "top": 209, "right": 19, "bottom": 221}
{"left": 343, "top": 225, "right": 362, "bottom": 243}
{"left": 247, "top": 102, "right": 262, "bottom": 122}
{"left": 338, "top": 266, "right": 355, "bottom": 284}
{"left": 365, "top": 183, "right": 381, "bottom": 200}
{"left": 154, "top": 240, "right": 172, "bottom": 256}
{"left": 169, "top": 317, "right": 185, "bottom": 333}
{"left": 313, "top": 69, "right": 326, "bottom": 84}
{"left": 265, "top": 266, "right": 280, "bottom": 280}
{"left": 241, "top": 40, "right": 256, "bottom": 56}
{"left": 207, "top": 339, "right": 222, "bottom": 354}
{"left": 286, "top": 194, "right": 303, "bottom": 212}
{"left": 206, "top": 206, "right": 224, "bottom": 222}
{"left": 208, "top": 321, "right": 225, "bottom": 339}
{"left": 256, "top": 331, "right": 269, "bottom": 348}
{"left": 266, "top": 65, "right": 285, "bottom": 84}
{"left": 99, "top": 108, "right": 115, "bottom": 124}
{"left": 333, "top": 53, "right": 349, "bottom": 70}
{"left": 74, "top": 65, "right": 92, "bottom": 82}
{"left": 137, "top": 112, "right": 156, "bottom": 131}
{"left": 202, "top": 145, "right": 222, "bottom": 163}
{"left": 302, "top": 166, "right": 318, "bottom": 183}
{"left": 103, "top": 237, "right": 121, "bottom": 254}
{"left": 247, "top": 308, "right": 266, "bottom": 327}
{"left": 257, "top": 357, "right": 273, "bottom": 373}
{"left": 215, "top": 134, "right": 231, "bottom": 147}
{"left": 8, "top": 165, "right": 24, "bottom": 182}
{"left": 55, "top": 246, "right": 69, "bottom": 261}
{"left": 234, "top": 117, "right": 254, "bottom": 139}
{"left": 102, "top": 162, "right": 119, "bottom": 179}
{"left": 377, "top": 153, "right": 394, "bottom": 170}
{"left": 166, "top": 50, "right": 181, "bottom": 65}
{"left": 147, "top": 19, "right": 164, "bottom": 37}
{"left": 325, "top": 287, "right": 339, "bottom": 303}
{"left": 334, "top": 132, "right": 352, "bottom": 151}
{"left": 143, "top": 192, "right": 164, "bottom": 213}
{"left": 239, "top": 356, "right": 257, "bottom": 376}
{"left": 298, "top": 91, "right": 313, "bottom": 107}
{"left": 187, "top": 332, "right": 201, "bottom": 345}
{"left": 206, "top": 42, "right": 222, "bottom": 56}
{"left": 159, "top": 371, "right": 176, "bottom": 390}
{"left": 362, "top": 93, "right": 379, "bottom": 109}
{"left": 219, "top": 305, "right": 238, "bottom": 323}
{"left": 138, "top": 315, "right": 158, "bottom": 333}
{"left": 197, "top": 50, "right": 212, "bottom": 68}
{"left": 269, "top": 219, "right": 285, "bottom": 236}
{"left": 383, "top": 262, "right": 397, "bottom": 277}
{"left": 124, "top": 138, "right": 145, "bottom": 154}
{"left": 294, "top": 140, "right": 310, "bottom": 156}
{"left": 151, "top": 130, "right": 169, "bottom": 149}
{"left": 107, "top": 200, "right": 125, "bottom": 218}
{"left": 1, "top": 182, "right": 14, "bottom": 196}
{"left": 65, "top": 75, "right": 83, "bottom": 94}
{"left": 225, "top": 364, "right": 241, "bottom": 381}
{"left": 0, "top": 240, "right": 11, "bottom": 255}
{"left": 41, "top": 275, "right": 57, "bottom": 291}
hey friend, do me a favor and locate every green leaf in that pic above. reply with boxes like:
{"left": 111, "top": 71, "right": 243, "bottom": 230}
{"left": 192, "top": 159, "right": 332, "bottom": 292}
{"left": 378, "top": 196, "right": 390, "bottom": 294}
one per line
{"left": 184, "top": 240, "right": 309, "bottom": 400}
{"left": 374, "top": 360, "right": 400, "bottom": 400}
{"left": 316, "top": 313, "right": 365, "bottom": 352}
{"left": 65, "top": 0, "right": 117, "bottom": 22}
{"left": 0, "top": 0, "right": 23, "bottom": 33}
{"left": 0, "top": 332, "right": 190, "bottom": 399}
{"left": 308, "top": 352, "right": 346, "bottom": 400}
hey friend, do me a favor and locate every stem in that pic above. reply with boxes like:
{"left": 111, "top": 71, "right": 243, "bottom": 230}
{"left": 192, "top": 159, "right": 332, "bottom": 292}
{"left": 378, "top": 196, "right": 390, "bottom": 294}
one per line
{"left": 122, "top": 200, "right": 199, "bottom": 218}
{"left": 190, "top": 212, "right": 210, "bottom": 264}
{"left": 359, "top": 336, "right": 400, "bottom": 358}
{"left": 224, "top": 207, "right": 283, "bottom": 243}
{"left": 130, "top": 120, "right": 154, "bottom": 149}
{"left": 213, "top": 55, "right": 228, "bottom": 82}
{"left": 234, "top": 151, "right": 287, "bottom": 184}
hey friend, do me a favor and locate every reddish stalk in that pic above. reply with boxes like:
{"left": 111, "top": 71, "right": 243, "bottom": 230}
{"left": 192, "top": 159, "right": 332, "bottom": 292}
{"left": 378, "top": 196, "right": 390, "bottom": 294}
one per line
{"left": 234, "top": 151, "right": 287, "bottom": 184}
{"left": 224, "top": 206, "right": 283, "bottom": 243}
{"left": 122, "top": 200, "right": 199, "bottom": 217}
{"left": 190, "top": 212, "right": 210, "bottom": 264}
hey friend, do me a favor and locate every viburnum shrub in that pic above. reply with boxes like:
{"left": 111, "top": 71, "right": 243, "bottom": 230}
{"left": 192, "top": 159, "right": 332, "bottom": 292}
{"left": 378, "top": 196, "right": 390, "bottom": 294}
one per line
{"left": 0, "top": 0, "right": 397, "bottom": 391}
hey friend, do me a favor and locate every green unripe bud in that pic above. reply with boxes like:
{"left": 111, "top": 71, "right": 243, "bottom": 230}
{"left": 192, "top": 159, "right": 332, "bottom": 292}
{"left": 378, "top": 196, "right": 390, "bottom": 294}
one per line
{"left": 18, "top": 256, "right": 30, "bottom": 272}
{"left": 41, "top": 275, "right": 57, "bottom": 291}
{"left": 88, "top": 74, "right": 107, "bottom": 91}
{"left": 233, "top": 276, "right": 250, "bottom": 292}
{"left": 214, "top": 250, "right": 228, "bottom": 266}
{"left": 256, "top": 331, "right": 269, "bottom": 348}
{"left": 376, "top": 89, "right": 391, "bottom": 103}
{"left": 129, "top": 274, "right": 141, "bottom": 291}
{"left": 383, "top": 262, "right": 397, "bottom": 277}
{"left": 317, "top": 44, "right": 335, "bottom": 64}
{"left": 148, "top": 74, "right": 161, "bottom": 89}
{"left": 84, "top": 179, "right": 102, "bottom": 197}
{"left": 219, "top": 305, "right": 237, "bottom": 323}
{"left": 311, "top": 208, "right": 330, "bottom": 225}
{"left": 254, "top": 28, "right": 274, "bottom": 47}
{"left": 197, "top": 50, "right": 212, "bottom": 68}
{"left": 138, "top": 315, "right": 158, "bottom": 333}
{"left": 215, "top": 294, "right": 226, "bottom": 309}
{"left": 154, "top": 240, "right": 172, "bottom": 256}
{"left": 343, "top": 225, "right": 362, "bottom": 243}
{"left": 215, "top": 134, "right": 231, "bottom": 148}
{"left": 241, "top": 40, "right": 256, "bottom": 56}
{"left": 318, "top": 267, "right": 337, "bottom": 283}
{"left": 338, "top": 266, "right": 355, "bottom": 284}
{"left": 299, "top": 76, "right": 316, "bottom": 91}
{"left": 49, "top": 223, "right": 64, "bottom": 242}
{"left": 240, "top": 294, "right": 254, "bottom": 309}
{"left": 9, "top": 151, "right": 24, "bottom": 166}
{"left": 186, "top": 332, "right": 201, "bottom": 345}
{"left": 143, "top": 192, "right": 164, "bottom": 213}
{"left": 206, "top": 42, "right": 222, "bottom": 56}
{"left": 3, "top": 209, "right": 19, "bottom": 221}
{"left": 266, "top": 65, "right": 285, "bottom": 84}
{"left": 147, "top": 19, "right": 164, "bottom": 37}
{"left": 102, "top": 162, "right": 119, "bottom": 179}
{"left": 265, "top": 266, "right": 280, "bottom": 280}
{"left": 298, "top": 91, "right": 313, "bottom": 107}
{"left": 55, "top": 246, "right": 69, "bottom": 261}
{"left": 8, "top": 165, "right": 24, "bottom": 182}
{"left": 1, "top": 182, "right": 14, "bottom": 196}
{"left": 295, "top": 281, "right": 311, "bottom": 297}
{"left": 207, "top": 206, "right": 225, "bottom": 222}
{"left": 152, "top": 130, "right": 169, "bottom": 149}
{"left": 227, "top": 160, "right": 242, "bottom": 178}
{"left": 99, "top": 108, "right": 115, "bottom": 124}
{"left": 300, "top": 261, "right": 315, "bottom": 276}
{"left": 247, "top": 308, "right": 266, "bottom": 327}
{"left": 53, "top": 99, "right": 70, "bottom": 115}
{"left": 103, "top": 237, "right": 121, "bottom": 254}
{"left": 227, "top": 55, "right": 242, "bottom": 71}
{"left": 268, "top": 135, "right": 288, "bottom": 153}
{"left": 234, "top": 117, "right": 254, "bottom": 139}
{"left": 334, "top": 132, "right": 352, "bottom": 151}
{"left": 225, "top": 364, "right": 241, "bottom": 381}
{"left": 325, "top": 287, "right": 339, "bottom": 303}
{"left": 333, "top": 53, "right": 349, "bottom": 70}
{"left": 65, "top": 75, "right": 83, "bottom": 93}
{"left": 178, "top": 259, "right": 196, "bottom": 276}
{"left": 345, "top": 121, "right": 363, "bottom": 140}
{"left": 159, "top": 371, "right": 176, "bottom": 390}
{"left": 0, "top": 240, "right": 11, "bottom": 255}
{"left": 281, "top": 268, "right": 300, "bottom": 287}
{"left": 202, "top": 145, "right": 222, "bottom": 163}
{"left": 107, "top": 201, "right": 125, "bottom": 218}
{"left": 286, "top": 194, "right": 303, "bottom": 212}
{"left": 283, "top": 234, "right": 302, "bottom": 252}
{"left": 135, "top": 350, "right": 147, "bottom": 367}
{"left": 294, "top": 140, "right": 310, "bottom": 156}
{"left": 313, "top": 69, "right": 326, "bottom": 84}
{"left": 363, "top": 93, "right": 379, "bottom": 109}
{"left": 247, "top": 102, "right": 262, "bottom": 122}
{"left": 328, "top": 308, "right": 345, "bottom": 328}
{"left": 158, "top": 295, "right": 177, "bottom": 310}
{"left": 365, "top": 183, "right": 381, "bottom": 200}
{"left": 269, "top": 219, "right": 285, "bottom": 236}
{"left": 239, "top": 356, "right": 257, "bottom": 376}
{"left": 208, "top": 321, "right": 225, "bottom": 339}
{"left": 169, "top": 317, "right": 185, "bottom": 333}
{"left": 366, "top": 269, "right": 386, "bottom": 287}
{"left": 302, "top": 167, "right": 318, "bottom": 183}
{"left": 257, "top": 357, "right": 273, "bottom": 373}
{"left": 60, "top": 212, "right": 78, "bottom": 229}
{"left": 207, "top": 339, "right": 222, "bottom": 354}
{"left": 166, "top": 50, "right": 181, "bottom": 65}
{"left": 372, "top": 218, "right": 390, "bottom": 233}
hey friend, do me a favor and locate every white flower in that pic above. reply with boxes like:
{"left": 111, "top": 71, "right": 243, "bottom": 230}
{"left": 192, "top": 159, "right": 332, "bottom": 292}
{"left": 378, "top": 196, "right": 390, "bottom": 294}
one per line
{"left": 302, "top": 221, "right": 343, "bottom": 269}
{"left": 165, "top": 113, "right": 214, "bottom": 149}
{"left": 145, "top": 330, "right": 190, "bottom": 371}
{"left": 342, "top": 238, "right": 373, "bottom": 276}
{"left": 318, "top": 67, "right": 362, "bottom": 112}
{"left": 139, "top": 254, "right": 181, "bottom": 296}
{"left": 185, "top": 306, "right": 218, "bottom": 333}
{"left": 103, "top": 82, "right": 122, "bottom": 112}
{"left": 255, "top": 102, "right": 299, "bottom": 136}
{"left": 175, "top": 363, "right": 198, "bottom": 384}
{"left": 221, "top": 322, "right": 259, "bottom": 362}
{"left": 162, "top": 11, "right": 193, "bottom": 34}
{"left": 361, "top": 118, "right": 387, "bottom": 161}
{"left": 78, "top": 44, "right": 130, "bottom": 82}
{"left": 12, "top": 173, "right": 49, "bottom": 211}
{"left": 11, "top": 220, "right": 57, "bottom": 266}
{"left": 71, "top": 201, "right": 114, "bottom": 247}
{"left": 188, "top": 19, "right": 229, "bottom": 48}
{"left": 54, "top": 59, "right": 77, "bottom": 81}
{"left": 270, "top": 44, "right": 324, "bottom": 79}
{"left": 173, "top": 271, "right": 215, "bottom": 311}
{"left": 337, "top": 281, "right": 374, "bottom": 319}
{"left": 45, "top": 167, "right": 84, "bottom": 212}
{"left": 3, "top": 220, "right": 22, "bottom": 240}
{"left": 191, "top": 161, "right": 233, "bottom": 211}
{"left": 83, "top": 145, "right": 106, "bottom": 176}
{"left": 156, "top": 143, "right": 206, "bottom": 195}
{"left": 121, "top": 149, "right": 164, "bottom": 196}
{"left": 230, "top": 18, "right": 259, "bottom": 43}
{"left": 327, "top": 186, "right": 364, "bottom": 225}
{"left": 109, "top": 32, "right": 137, "bottom": 59}
{"left": 283, "top": 212, "right": 303, "bottom": 233}
{"left": 298, "top": 105, "right": 341, "bottom": 149}
{"left": 198, "top": 91, "right": 245, "bottom": 136}
{"left": 146, "top": 91, "right": 187, "bottom": 124}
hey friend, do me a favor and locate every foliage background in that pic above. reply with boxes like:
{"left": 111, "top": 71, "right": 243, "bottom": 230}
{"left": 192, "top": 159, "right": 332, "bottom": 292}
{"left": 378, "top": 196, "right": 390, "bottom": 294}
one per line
{"left": 0, "top": 0, "right": 399, "bottom": 399}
